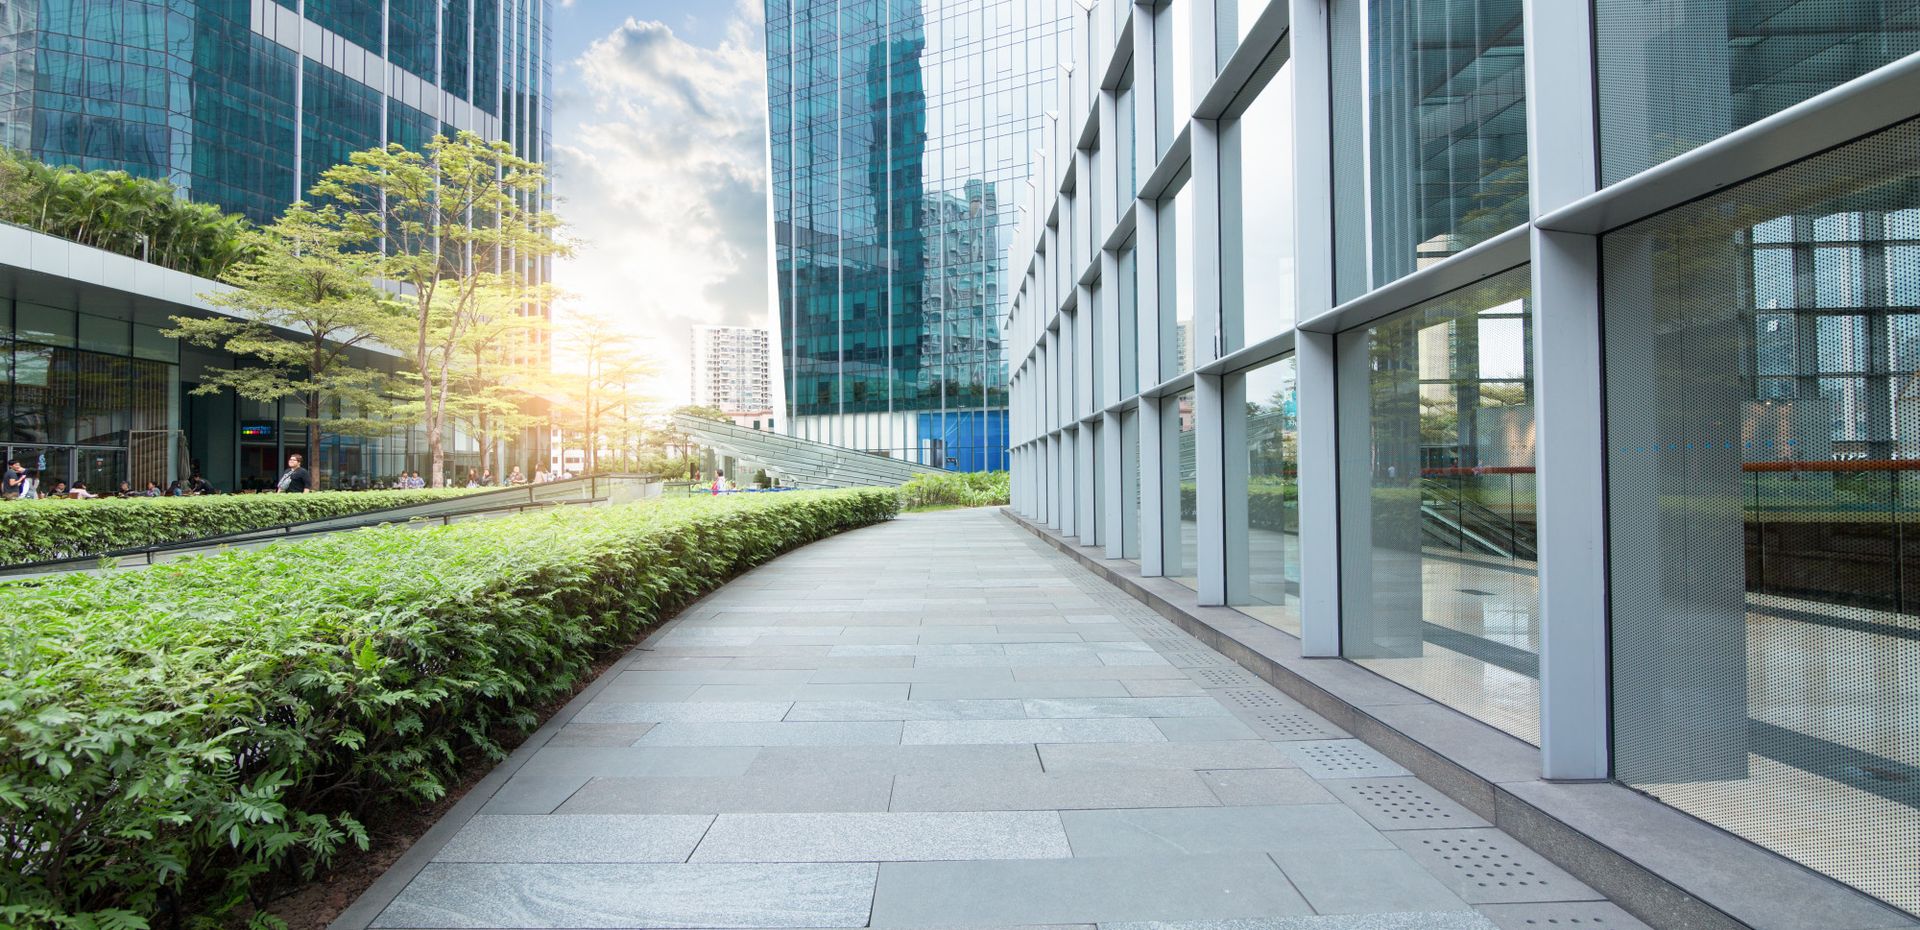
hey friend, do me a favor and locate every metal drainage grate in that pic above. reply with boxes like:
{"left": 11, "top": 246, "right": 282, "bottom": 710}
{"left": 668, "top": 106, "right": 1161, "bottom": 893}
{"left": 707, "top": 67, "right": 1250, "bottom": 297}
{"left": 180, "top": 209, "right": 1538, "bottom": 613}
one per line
{"left": 1221, "top": 688, "right": 1297, "bottom": 710}
{"left": 1250, "top": 711, "right": 1337, "bottom": 740}
{"left": 1191, "top": 667, "right": 1263, "bottom": 688}
{"left": 1329, "top": 778, "right": 1485, "bottom": 830}
{"left": 1281, "top": 739, "right": 1412, "bottom": 779}
{"left": 1397, "top": 830, "right": 1600, "bottom": 904}
{"left": 1161, "top": 651, "right": 1232, "bottom": 668}
{"left": 1475, "top": 902, "right": 1653, "bottom": 930}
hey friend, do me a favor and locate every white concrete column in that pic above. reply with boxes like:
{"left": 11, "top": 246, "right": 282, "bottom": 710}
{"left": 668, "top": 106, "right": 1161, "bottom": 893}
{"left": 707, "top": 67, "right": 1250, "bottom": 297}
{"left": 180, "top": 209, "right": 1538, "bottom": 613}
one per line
{"left": 1077, "top": 420, "right": 1099, "bottom": 546}
{"left": 1191, "top": 118, "right": 1223, "bottom": 366}
{"left": 1295, "top": 328, "right": 1340, "bottom": 657}
{"left": 1223, "top": 370, "right": 1250, "bottom": 603}
{"left": 1525, "top": 0, "right": 1609, "bottom": 780}
{"left": 1103, "top": 409, "right": 1126, "bottom": 558}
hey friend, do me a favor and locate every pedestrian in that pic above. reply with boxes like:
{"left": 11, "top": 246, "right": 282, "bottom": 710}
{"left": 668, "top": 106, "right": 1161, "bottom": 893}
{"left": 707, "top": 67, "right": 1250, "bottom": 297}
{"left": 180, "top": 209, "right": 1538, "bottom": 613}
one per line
{"left": 169, "top": 480, "right": 187, "bottom": 496}
{"left": 68, "top": 482, "right": 95, "bottom": 499}
{"left": 710, "top": 471, "right": 724, "bottom": 496}
{"left": 142, "top": 481, "right": 162, "bottom": 497}
{"left": 189, "top": 473, "right": 213, "bottom": 495}
{"left": 508, "top": 466, "right": 526, "bottom": 485}
{"left": 276, "top": 453, "right": 313, "bottom": 493}
{"left": 480, "top": 468, "right": 496, "bottom": 487}
{"left": 4, "top": 461, "right": 24, "bottom": 499}
{"left": 48, "top": 481, "right": 68, "bottom": 497}
{"left": 116, "top": 481, "right": 134, "bottom": 497}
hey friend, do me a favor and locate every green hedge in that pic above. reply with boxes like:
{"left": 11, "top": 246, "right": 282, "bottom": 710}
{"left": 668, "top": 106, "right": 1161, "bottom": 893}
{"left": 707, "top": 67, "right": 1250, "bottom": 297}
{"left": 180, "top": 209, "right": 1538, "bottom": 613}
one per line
{"left": 0, "top": 488, "right": 898, "bottom": 928}
{"left": 0, "top": 490, "right": 478, "bottom": 565}
{"left": 900, "top": 470, "right": 1010, "bottom": 510}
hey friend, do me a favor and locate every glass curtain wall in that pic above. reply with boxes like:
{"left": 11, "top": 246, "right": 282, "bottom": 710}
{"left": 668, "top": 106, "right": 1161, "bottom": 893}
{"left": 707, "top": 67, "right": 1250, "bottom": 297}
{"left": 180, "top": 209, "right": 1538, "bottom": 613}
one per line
{"left": 1231, "top": 355, "right": 1299, "bottom": 633}
{"left": 1595, "top": 0, "right": 1920, "bottom": 186}
{"left": 1335, "top": 0, "right": 1528, "bottom": 291}
{"left": 1219, "top": 59, "right": 1295, "bottom": 351}
{"left": 1605, "top": 119, "right": 1920, "bottom": 914}
{"left": 1121, "top": 404, "right": 1142, "bottom": 560}
{"left": 1160, "top": 173, "right": 1195, "bottom": 380}
{"left": 1337, "top": 266, "right": 1539, "bottom": 742}
{"left": 1165, "top": 387, "right": 1199, "bottom": 587}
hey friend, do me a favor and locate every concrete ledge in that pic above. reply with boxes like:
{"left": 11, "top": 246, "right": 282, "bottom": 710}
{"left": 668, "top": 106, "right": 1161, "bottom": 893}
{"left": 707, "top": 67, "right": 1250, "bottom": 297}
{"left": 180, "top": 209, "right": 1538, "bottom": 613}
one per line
{"left": 1002, "top": 508, "right": 1918, "bottom": 930}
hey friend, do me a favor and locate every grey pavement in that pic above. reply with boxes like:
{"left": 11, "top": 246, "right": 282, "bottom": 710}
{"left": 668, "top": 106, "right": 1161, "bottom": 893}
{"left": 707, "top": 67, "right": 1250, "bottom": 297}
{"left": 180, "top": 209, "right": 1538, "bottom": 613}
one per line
{"left": 360, "top": 508, "right": 1647, "bottom": 930}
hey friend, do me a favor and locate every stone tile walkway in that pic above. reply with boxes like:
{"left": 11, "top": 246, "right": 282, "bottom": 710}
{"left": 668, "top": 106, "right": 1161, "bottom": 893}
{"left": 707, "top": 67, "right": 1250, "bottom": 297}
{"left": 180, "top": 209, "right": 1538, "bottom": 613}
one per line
{"left": 354, "top": 508, "right": 1651, "bottom": 930}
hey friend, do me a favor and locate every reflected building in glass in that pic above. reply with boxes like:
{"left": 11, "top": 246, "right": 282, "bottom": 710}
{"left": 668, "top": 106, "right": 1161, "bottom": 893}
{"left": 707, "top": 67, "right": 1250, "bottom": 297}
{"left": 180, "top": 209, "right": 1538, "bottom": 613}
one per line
{"left": 0, "top": 0, "right": 553, "bottom": 491}
{"left": 1006, "top": 0, "right": 1920, "bottom": 920}
{"left": 762, "top": 0, "right": 1068, "bottom": 470}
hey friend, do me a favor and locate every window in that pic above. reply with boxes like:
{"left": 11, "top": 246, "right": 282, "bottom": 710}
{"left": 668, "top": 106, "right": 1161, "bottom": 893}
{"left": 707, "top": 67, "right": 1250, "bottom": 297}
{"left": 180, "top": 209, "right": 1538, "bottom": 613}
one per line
{"left": 1229, "top": 355, "right": 1298, "bottom": 633}
{"left": 1220, "top": 60, "right": 1294, "bottom": 350}
{"left": 1163, "top": 387, "right": 1198, "bottom": 587}
{"left": 1337, "top": 266, "right": 1538, "bottom": 742}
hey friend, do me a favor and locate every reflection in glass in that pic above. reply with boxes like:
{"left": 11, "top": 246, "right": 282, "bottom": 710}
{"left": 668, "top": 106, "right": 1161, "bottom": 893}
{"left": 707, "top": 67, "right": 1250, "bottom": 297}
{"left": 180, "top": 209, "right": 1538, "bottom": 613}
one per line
{"left": 1119, "top": 243, "right": 1140, "bottom": 395}
{"left": 1160, "top": 179, "right": 1195, "bottom": 379}
{"left": 1604, "top": 122, "right": 1920, "bottom": 914}
{"left": 1220, "top": 61, "right": 1295, "bottom": 351}
{"left": 1165, "top": 388, "right": 1199, "bottom": 588}
{"left": 1366, "top": 0, "right": 1528, "bottom": 284}
{"left": 1217, "top": 0, "right": 1269, "bottom": 64}
{"left": 1153, "top": 0, "right": 1191, "bottom": 161}
{"left": 1121, "top": 405, "right": 1142, "bottom": 560}
{"left": 1336, "top": 266, "right": 1538, "bottom": 742}
{"left": 1231, "top": 356, "right": 1299, "bottom": 633}
{"left": 1596, "top": 0, "right": 1920, "bottom": 185}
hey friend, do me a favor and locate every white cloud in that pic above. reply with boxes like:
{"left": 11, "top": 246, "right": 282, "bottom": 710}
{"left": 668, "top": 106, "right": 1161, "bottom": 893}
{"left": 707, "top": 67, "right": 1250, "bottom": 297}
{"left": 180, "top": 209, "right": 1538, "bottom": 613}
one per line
{"left": 550, "top": 0, "right": 769, "bottom": 403}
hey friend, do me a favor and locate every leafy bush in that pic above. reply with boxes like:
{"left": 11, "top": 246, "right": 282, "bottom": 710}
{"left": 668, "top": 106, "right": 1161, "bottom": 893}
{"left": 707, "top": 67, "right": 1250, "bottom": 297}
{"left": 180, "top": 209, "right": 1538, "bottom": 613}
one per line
{"left": 899, "top": 470, "right": 1011, "bottom": 510}
{"left": 0, "top": 490, "right": 480, "bottom": 566}
{"left": 0, "top": 489, "right": 898, "bottom": 928}
{"left": 1, "top": 149, "right": 255, "bottom": 278}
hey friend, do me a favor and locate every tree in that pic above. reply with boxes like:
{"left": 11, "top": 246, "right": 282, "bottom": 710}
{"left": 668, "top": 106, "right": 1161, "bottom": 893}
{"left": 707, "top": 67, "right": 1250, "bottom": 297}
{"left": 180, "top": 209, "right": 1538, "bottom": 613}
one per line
{"left": 448, "top": 279, "right": 555, "bottom": 476}
{"left": 170, "top": 202, "right": 403, "bottom": 487}
{"left": 312, "top": 132, "right": 567, "bottom": 487}
{"left": 549, "top": 313, "right": 656, "bottom": 474}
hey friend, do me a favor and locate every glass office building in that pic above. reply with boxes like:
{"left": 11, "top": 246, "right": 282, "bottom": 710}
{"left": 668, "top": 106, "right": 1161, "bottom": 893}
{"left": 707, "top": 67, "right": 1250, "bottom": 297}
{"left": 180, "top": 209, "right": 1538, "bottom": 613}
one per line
{"left": 1007, "top": 0, "right": 1919, "bottom": 918}
{"left": 0, "top": 0, "right": 552, "bottom": 489}
{"left": 762, "top": 0, "right": 1069, "bottom": 470}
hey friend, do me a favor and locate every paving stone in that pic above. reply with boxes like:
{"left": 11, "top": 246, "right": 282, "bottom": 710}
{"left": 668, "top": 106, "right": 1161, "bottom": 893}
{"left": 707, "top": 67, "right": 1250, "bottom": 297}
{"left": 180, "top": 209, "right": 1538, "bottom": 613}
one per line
{"left": 742, "top": 744, "right": 1045, "bottom": 778}
{"left": 1101, "top": 914, "right": 1499, "bottom": 930}
{"left": 1269, "top": 849, "right": 1475, "bottom": 915}
{"left": 1014, "top": 666, "right": 1194, "bottom": 681}
{"left": 615, "top": 668, "right": 817, "bottom": 685}
{"left": 868, "top": 854, "right": 1309, "bottom": 927}
{"left": 727, "top": 655, "right": 917, "bottom": 669}
{"left": 573, "top": 701, "right": 793, "bottom": 723}
{"left": 903, "top": 718, "right": 1167, "bottom": 745}
{"left": 543, "top": 723, "right": 656, "bottom": 747}
{"left": 556, "top": 771, "right": 898, "bottom": 814}
{"left": 512, "top": 746, "right": 761, "bottom": 779}
{"left": 635, "top": 721, "right": 903, "bottom": 747}
{"left": 908, "top": 679, "right": 1133, "bottom": 700}
{"left": 476, "top": 774, "right": 589, "bottom": 814}
{"left": 686, "top": 683, "right": 911, "bottom": 702}
{"left": 809, "top": 667, "right": 1019, "bottom": 683}
{"left": 1279, "top": 740, "right": 1413, "bottom": 779}
{"left": 1475, "top": 902, "right": 1653, "bottom": 930}
{"left": 371, "top": 861, "right": 877, "bottom": 928}
{"left": 592, "top": 682, "right": 706, "bottom": 702}
{"left": 787, "top": 699, "right": 1029, "bottom": 721}
{"left": 1023, "top": 697, "right": 1232, "bottom": 719}
{"left": 1039, "top": 741, "right": 1296, "bottom": 772}
{"left": 1003, "top": 642, "right": 1155, "bottom": 654}
{"left": 1121, "top": 679, "right": 1210, "bottom": 697}
{"left": 434, "top": 814, "right": 714, "bottom": 863}
{"left": 1388, "top": 829, "right": 1604, "bottom": 904}
{"left": 1198, "top": 769, "right": 1337, "bottom": 806}
{"left": 1098, "top": 652, "right": 1177, "bottom": 667}
{"left": 1324, "top": 778, "right": 1490, "bottom": 831}
{"left": 624, "top": 657, "right": 732, "bottom": 672}
{"left": 692, "top": 811, "right": 1071, "bottom": 862}
{"left": 1062, "top": 805, "right": 1393, "bottom": 856}
{"left": 890, "top": 769, "right": 1218, "bottom": 811}
{"left": 1152, "top": 716, "right": 1262, "bottom": 742}
{"left": 918, "top": 654, "right": 1110, "bottom": 667}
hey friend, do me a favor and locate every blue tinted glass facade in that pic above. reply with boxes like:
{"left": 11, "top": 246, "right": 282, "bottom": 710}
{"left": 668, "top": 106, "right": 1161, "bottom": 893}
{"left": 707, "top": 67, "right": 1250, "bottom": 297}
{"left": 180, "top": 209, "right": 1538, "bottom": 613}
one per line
{"left": 0, "top": 0, "right": 546, "bottom": 223}
{"left": 764, "top": 0, "right": 1065, "bottom": 469}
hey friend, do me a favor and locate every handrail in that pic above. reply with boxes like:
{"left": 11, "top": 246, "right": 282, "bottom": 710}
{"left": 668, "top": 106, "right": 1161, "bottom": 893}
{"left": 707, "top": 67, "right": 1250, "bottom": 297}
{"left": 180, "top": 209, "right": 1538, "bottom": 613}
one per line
{"left": 1742, "top": 459, "right": 1920, "bottom": 473}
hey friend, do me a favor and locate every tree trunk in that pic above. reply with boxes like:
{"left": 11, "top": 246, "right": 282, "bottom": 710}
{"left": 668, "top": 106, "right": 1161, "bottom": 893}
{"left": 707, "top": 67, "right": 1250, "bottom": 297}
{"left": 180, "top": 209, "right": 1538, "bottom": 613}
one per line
{"left": 307, "top": 389, "right": 323, "bottom": 491}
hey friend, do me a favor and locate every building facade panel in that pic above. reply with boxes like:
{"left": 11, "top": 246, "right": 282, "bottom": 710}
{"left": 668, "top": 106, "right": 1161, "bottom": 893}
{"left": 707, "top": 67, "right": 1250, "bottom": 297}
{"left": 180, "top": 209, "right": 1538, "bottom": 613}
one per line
{"left": 1005, "top": 0, "right": 1918, "bottom": 915}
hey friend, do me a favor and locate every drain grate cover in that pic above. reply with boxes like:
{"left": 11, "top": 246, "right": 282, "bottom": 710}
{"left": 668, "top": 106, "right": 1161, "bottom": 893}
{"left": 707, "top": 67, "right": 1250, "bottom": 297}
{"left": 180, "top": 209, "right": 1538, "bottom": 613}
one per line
{"left": 1249, "top": 711, "right": 1337, "bottom": 740}
{"left": 1221, "top": 688, "right": 1297, "bottom": 710}
{"left": 1281, "top": 739, "right": 1412, "bottom": 779}
{"left": 1190, "top": 667, "right": 1263, "bottom": 688}
{"left": 1475, "top": 902, "right": 1654, "bottom": 930}
{"left": 1394, "top": 829, "right": 1603, "bottom": 904}
{"left": 1161, "top": 651, "right": 1232, "bottom": 668}
{"left": 1327, "top": 777, "right": 1488, "bottom": 830}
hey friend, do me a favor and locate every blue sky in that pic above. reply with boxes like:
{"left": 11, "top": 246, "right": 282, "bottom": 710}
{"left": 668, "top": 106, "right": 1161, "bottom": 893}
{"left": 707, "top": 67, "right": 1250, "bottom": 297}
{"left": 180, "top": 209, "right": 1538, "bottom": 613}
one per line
{"left": 547, "top": 0, "right": 770, "bottom": 404}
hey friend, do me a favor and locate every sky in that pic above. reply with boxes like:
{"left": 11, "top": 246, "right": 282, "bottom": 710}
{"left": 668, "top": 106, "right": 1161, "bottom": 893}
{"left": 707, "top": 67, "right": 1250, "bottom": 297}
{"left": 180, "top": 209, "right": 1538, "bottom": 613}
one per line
{"left": 547, "top": 0, "right": 771, "bottom": 405}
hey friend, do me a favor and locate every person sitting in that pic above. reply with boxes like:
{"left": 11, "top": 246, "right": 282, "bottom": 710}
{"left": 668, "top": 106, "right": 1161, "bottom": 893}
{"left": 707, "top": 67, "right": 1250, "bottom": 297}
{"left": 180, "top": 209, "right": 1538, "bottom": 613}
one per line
{"left": 508, "top": 467, "right": 526, "bottom": 485}
{"left": 48, "top": 481, "right": 69, "bottom": 497}
{"left": 68, "top": 482, "right": 96, "bottom": 499}
{"left": 115, "top": 481, "right": 135, "bottom": 497}
{"left": 143, "top": 481, "right": 162, "bottom": 497}
{"left": 188, "top": 474, "right": 213, "bottom": 495}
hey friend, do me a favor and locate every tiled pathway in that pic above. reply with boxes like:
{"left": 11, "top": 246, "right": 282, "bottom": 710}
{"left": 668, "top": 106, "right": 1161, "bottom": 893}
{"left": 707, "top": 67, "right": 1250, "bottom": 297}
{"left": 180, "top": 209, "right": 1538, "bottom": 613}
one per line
{"left": 359, "top": 508, "right": 1650, "bottom": 930}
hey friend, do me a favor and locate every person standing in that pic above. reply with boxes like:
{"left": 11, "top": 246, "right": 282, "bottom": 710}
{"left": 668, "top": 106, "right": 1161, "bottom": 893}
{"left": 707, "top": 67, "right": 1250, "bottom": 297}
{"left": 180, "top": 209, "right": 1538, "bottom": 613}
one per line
{"left": 276, "top": 453, "right": 312, "bottom": 493}
{"left": 4, "top": 461, "right": 24, "bottom": 499}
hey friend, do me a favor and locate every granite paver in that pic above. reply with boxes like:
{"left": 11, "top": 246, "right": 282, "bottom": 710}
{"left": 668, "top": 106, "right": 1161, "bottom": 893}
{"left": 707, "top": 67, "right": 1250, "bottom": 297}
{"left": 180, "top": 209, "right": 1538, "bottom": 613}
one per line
{"left": 356, "top": 509, "right": 1642, "bottom": 929}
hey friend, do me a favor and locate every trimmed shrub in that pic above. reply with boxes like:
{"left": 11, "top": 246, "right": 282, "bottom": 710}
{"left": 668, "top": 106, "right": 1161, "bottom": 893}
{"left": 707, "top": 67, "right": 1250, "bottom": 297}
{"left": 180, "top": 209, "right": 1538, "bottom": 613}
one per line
{"left": 899, "top": 470, "right": 1010, "bottom": 510}
{"left": 0, "top": 488, "right": 898, "bottom": 928}
{"left": 0, "top": 490, "right": 478, "bottom": 565}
